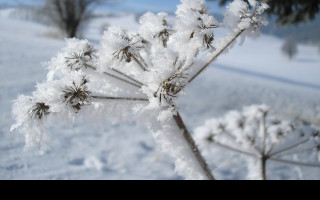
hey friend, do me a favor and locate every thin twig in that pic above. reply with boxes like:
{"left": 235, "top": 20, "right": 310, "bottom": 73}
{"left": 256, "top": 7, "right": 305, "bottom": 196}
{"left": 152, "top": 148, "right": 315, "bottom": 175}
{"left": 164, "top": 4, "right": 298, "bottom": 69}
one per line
{"left": 111, "top": 68, "right": 144, "bottom": 86}
{"left": 266, "top": 143, "right": 277, "bottom": 156}
{"left": 188, "top": 29, "right": 245, "bottom": 84}
{"left": 103, "top": 71, "right": 142, "bottom": 88}
{"left": 83, "top": 63, "right": 142, "bottom": 89}
{"left": 91, "top": 95, "right": 149, "bottom": 102}
{"left": 270, "top": 146, "right": 316, "bottom": 157}
{"left": 132, "top": 55, "right": 147, "bottom": 71}
{"left": 137, "top": 53, "right": 149, "bottom": 69}
{"left": 268, "top": 138, "right": 311, "bottom": 157}
{"left": 220, "top": 130, "right": 262, "bottom": 155}
{"left": 84, "top": 63, "right": 97, "bottom": 70}
{"left": 221, "top": 130, "right": 237, "bottom": 141}
{"left": 173, "top": 112, "right": 215, "bottom": 180}
{"left": 214, "top": 141, "right": 259, "bottom": 158}
{"left": 270, "top": 157, "right": 320, "bottom": 168}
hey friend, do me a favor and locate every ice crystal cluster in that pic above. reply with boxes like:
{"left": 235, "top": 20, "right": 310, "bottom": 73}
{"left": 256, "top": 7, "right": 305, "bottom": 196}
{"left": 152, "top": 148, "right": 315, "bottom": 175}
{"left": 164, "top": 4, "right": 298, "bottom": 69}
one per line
{"left": 195, "top": 105, "right": 320, "bottom": 179}
{"left": 11, "top": 0, "right": 269, "bottom": 179}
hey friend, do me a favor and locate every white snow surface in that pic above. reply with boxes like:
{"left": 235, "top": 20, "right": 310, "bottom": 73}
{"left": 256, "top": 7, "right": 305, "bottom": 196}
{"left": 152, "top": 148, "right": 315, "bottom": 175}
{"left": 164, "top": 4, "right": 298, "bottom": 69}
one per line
{"left": 1, "top": 6, "right": 320, "bottom": 180}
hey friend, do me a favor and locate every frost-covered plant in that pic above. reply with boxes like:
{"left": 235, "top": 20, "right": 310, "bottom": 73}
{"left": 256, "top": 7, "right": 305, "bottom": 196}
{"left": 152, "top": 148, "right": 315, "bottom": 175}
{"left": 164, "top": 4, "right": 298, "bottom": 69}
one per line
{"left": 195, "top": 105, "right": 320, "bottom": 180}
{"left": 11, "top": 0, "right": 269, "bottom": 180}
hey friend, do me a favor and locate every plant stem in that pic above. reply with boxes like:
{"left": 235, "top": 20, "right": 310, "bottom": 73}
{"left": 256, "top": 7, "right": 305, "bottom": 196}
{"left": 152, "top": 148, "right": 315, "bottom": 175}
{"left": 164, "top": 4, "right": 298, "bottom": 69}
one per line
{"left": 260, "top": 156, "right": 267, "bottom": 180}
{"left": 261, "top": 111, "right": 267, "bottom": 155}
{"left": 270, "top": 157, "right": 320, "bottom": 168}
{"left": 91, "top": 95, "right": 149, "bottom": 102}
{"left": 271, "top": 146, "right": 315, "bottom": 157}
{"left": 137, "top": 53, "right": 149, "bottom": 69}
{"left": 173, "top": 112, "right": 215, "bottom": 180}
{"left": 111, "top": 68, "right": 144, "bottom": 86}
{"left": 103, "top": 71, "right": 142, "bottom": 88}
{"left": 132, "top": 55, "right": 147, "bottom": 71}
{"left": 84, "top": 63, "right": 142, "bottom": 89}
{"left": 214, "top": 141, "right": 268, "bottom": 180}
{"left": 268, "top": 138, "right": 310, "bottom": 157}
{"left": 188, "top": 29, "right": 245, "bottom": 84}
{"left": 214, "top": 141, "right": 258, "bottom": 157}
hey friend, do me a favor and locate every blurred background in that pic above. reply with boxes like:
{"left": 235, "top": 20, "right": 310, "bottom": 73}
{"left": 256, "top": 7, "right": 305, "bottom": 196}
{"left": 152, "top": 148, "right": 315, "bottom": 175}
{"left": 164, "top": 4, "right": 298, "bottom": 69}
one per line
{"left": 0, "top": 0, "right": 319, "bottom": 180}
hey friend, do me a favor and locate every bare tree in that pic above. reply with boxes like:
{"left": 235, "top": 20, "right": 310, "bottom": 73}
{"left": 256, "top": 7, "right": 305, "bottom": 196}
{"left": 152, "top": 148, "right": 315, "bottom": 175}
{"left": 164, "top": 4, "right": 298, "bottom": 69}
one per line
{"left": 282, "top": 37, "right": 298, "bottom": 60}
{"left": 44, "top": 0, "right": 101, "bottom": 38}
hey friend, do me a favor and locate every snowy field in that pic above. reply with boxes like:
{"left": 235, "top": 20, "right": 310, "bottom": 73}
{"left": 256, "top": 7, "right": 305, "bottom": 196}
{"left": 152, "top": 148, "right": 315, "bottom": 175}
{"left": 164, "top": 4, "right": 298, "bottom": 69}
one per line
{"left": 1, "top": 7, "right": 320, "bottom": 180}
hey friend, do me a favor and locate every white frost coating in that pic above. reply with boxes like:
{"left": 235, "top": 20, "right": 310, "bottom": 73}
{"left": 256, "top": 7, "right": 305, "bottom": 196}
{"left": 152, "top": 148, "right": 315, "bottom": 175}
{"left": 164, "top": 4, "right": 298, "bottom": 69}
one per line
{"left": 248, "top": 0, "right": 257, "bottom": 8}
{"left": 246, "top": 157, "right": 261, "bottom": 180}
{"left": 190, "top": 0, "right": 269, "bottom": 79}
{"left": 223, "top": 0, "right": 249, "bottom": 30}
{"left": 11, "top": 95, "right": 49, "bottom": 153}
{"left": 152, "top": 118, "right": 208, "bottom": 180}
{"left": 11, "top": 0, "right": 269, "bottom": 180}
{"left": 178, "top": 0, "right": 206, "bottom": 11}
{"left": 139, "top": 12, "right": 172, "bottom": 48}
{"left": 47, "top": 38, "right": 96, "bottom": 81}
{"left": 84, "top": 156, "right": 104, "bottom": 171}
{"left": 172, "top": 0, "right": 219, "bottom": 66}
{"left": 98, "top": 26, "right": 146, "bottom": 72}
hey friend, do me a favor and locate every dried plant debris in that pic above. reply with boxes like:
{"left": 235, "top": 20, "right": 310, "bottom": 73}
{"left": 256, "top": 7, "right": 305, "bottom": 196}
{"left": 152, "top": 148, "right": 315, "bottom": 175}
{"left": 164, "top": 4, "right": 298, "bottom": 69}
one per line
{"left": 65, "top": 44, "right": 96, "bottom": 71}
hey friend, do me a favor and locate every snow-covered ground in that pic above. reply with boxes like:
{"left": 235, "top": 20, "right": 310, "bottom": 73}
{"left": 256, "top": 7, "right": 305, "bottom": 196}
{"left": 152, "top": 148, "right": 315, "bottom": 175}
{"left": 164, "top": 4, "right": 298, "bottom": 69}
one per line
{"left": 1, "top": 7, "right": 320, "bottom": 180}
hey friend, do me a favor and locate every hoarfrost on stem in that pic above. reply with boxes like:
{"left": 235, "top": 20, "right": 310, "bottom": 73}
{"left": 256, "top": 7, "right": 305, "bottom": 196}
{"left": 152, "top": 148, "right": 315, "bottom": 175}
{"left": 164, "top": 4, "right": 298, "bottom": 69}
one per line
{"left": 11, "top": 0, "right": 269, "bottom": 180}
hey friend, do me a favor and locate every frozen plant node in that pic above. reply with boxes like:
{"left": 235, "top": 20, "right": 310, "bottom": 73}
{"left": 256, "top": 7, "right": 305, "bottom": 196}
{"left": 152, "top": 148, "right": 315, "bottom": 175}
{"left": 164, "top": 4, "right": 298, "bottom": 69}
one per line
{"left": 65, "top": 44, "right": 96, "bottom": 71}
{"left": 63, "top": 78, "right": 91, "bottom": 111}
{"left": 29, "top": 102, "right": 50, "bottom": 119}
{"left": 153, "top": 72, "right": 187, "bottom": 110}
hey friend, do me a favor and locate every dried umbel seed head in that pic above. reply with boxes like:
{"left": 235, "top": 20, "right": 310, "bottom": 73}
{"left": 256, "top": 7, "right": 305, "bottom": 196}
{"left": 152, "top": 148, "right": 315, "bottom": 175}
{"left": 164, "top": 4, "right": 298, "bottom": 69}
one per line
{"left": 239, "top": 4, "right": 268, "bottom": 30}
{"left": 203, "top": 34, "right": 214, "bottom": 49}
{"left": 197, "top": 17, "right": 219, "bottom": 30}
{"left": 206, "top": 134, "right": 215, "bottom": 143}
{"left": 190, "top": 31, "right": 215, "bottom": 49}
{"left": 154, "top": 73, "right": 187, "bottom": 109}
{"left": 151, "top": 15, "right": 174, "bottom": 48}
{"left": 237, "top": 118, "right": 246, "bottom": 129}
{"left": 153, "top": 28, "right": 173, "bottom": 48}
{"left": 162, "top": 18, "right": 168, "bottom": 26}
{"left": 29, "top": 102, "right": 50, "bottom": 119}
{"left": 276, "top": 129, "right": 285, "bottom": 138}
{"left": 191, "top": 7, "right": 210, "bottom": 15}
{"left": 312, "top": 130, "right": 320, "bottom": 138}
{"left": 258, "top": 107, "right": 268, "bottom": 117}
{"left": 190, "top": 17, "right": 219, "bottom": 49}
{"left": 63, "top": 78, "right": 91, "bottom": 111}
{"left": 246, "top": 135, "right": 256, "bottom": 146}
{"left": 65, "top": 45, "right": 96, "bottom": 71}
{"left": 217, "top": 123, "right": 226, "bottom": 132}
{"left": 271, "top": 119, "right": 281, "bottom": 125}
{"left": 113, "top": 45, "right": 132, "bottom": 63}
{"left": 113, "top": 35, "right": 144, "bottom": 63}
